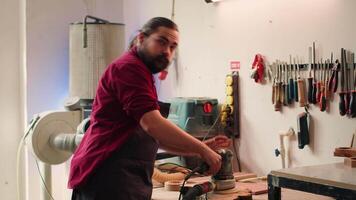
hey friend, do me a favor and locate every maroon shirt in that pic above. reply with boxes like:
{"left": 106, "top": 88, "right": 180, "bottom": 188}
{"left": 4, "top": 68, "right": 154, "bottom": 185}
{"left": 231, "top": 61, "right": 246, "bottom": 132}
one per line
{"left": 68, "top": 47, "right": 159, "bottom": 189}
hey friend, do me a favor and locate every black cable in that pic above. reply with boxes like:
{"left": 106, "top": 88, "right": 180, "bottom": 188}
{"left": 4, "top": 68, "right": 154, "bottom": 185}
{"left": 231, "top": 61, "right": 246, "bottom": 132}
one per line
{"left": 178, "top": 163, "right": 209, "bottom": 200}
{"left": 178, "top": 179, "right": 187, "bottom": 200}
{"left": 158, "top": 162, "right": 187, "bottom": 169}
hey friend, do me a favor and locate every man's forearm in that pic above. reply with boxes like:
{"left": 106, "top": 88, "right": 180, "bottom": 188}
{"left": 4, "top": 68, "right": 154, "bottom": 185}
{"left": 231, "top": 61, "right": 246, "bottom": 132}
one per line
{"left": 140, "top": 110, "right": 209, "bottom": 157}
{"left": 159, "top": 143, "right": 199, "bottom": 157}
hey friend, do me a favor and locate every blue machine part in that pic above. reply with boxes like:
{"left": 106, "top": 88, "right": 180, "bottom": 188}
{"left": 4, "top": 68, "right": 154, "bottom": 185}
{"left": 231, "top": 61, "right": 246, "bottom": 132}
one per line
{"left": 167, "top": 97, "right": 219, "bottom": 138}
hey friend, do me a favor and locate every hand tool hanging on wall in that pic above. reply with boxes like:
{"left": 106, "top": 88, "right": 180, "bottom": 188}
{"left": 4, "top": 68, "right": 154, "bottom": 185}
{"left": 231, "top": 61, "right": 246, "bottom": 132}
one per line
{"left": 349, "top": 53, "right": 356, "bottom": 117}
{"left": 297, "top": 58, "right": 306, "bottom": 107}
{"left": 285, "top": 63, "right": 291, "bottom": 105}
{"left": 298, "top": 108, "right": 310, "bottom": 149}
{"left": 266, "top": 65, "right": 273, "bottom": 82}
{"left": 280, "top": 63, "right": 286, "bottom": 106}
{"left": 320, "top": 60, "right": 327, "bottom": 112}
{"left": 329, "top": 58, "right": 334, "bottom": 95}
{"left": 288, "top": 56, "right": 295, "bottom": 103}
{"left": 274, "top": 63, "right": 282, "bottom": 111}
{"left": 345, "top": 50, "right": 351, "bottom": 114}
{"left": 307, "top": 47, "right": 314, "bottom": 104}
{"left": 329, "top": 56, "right": 339, "bottom": 94}
{"left": 294, "top": 58, "right": 299, "bottom": 102}
{"left": 339, "top": 48, "right": 346, "bottom": 116}
{"left": 312, "top": 42, "right": 318, "bottom": 104}
{"left": 251, "top": 54, "right": 265, "bottom": 83}
{"left": 283, "top": 63, "right": 289, "bottom": 106}
{"left": 316, "top": 60, "right": 322, "bottom": 104}
{"left": 325, "top": 58, "right": 331, "bottom": 101}
{"left": 272, "top": 63, "right": 277, "bottom": 105}
{"left": 279, "top": 63, "right": 285, "bottom": 106}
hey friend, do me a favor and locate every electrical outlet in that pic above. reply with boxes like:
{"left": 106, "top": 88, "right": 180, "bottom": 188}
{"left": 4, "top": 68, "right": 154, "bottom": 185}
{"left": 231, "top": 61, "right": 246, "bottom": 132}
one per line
{"left": 222, "top": 73, "right": 240, "bottom": 138}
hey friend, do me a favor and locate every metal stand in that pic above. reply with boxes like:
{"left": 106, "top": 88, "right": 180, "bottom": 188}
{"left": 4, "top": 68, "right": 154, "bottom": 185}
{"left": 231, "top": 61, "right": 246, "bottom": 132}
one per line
{"left": 40, "top": 162, "right": 52, "bottom": 200}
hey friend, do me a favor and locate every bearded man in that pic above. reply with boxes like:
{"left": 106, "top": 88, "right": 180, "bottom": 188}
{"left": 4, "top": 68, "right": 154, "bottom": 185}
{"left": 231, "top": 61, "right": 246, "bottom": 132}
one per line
{"left": 69, "top": 17, "right": 228, "bottom": 200}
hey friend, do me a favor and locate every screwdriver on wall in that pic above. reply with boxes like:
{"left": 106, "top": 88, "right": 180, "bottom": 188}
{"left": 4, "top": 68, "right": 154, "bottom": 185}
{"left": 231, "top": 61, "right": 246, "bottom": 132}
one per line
{"left": 294, "top": 58, "right": 299, "bottom": 102}
{"left": 345, "top": 50, "right": 351, "bottom": 115}
{"left": 284, "top": 63, "right": 290, "bottom": 105}
{"left": 339, "top": 48, "right": 346, "bottom": 116}
{"left": 325, "top": 53, "right": 333, "bottom": 100}
{"left": 344, "top": 50, "right": 351, "bottom": 115}
{"left": 325, "top": 59, "right": 331, "bottom": 101}
{"left": 289, "top": 55, "right": 295, "bottom": 103}
{"left": 297, "top": 58, "right": 306, "bottom": 107}
{"left": 329, "top": 58, "right": 339, "bottom": 94}
{"left": 286, "top": 63, "right": 292, "bottom": 104}
{"left": 312, "top": 42, "right": 318, "bottom": 104}
{"left": 274, "top": 63, "right": 282, "bottom": 111}
{"left": 349, "top": 52, "right": 356, "bottom": 117}
{"left": 279, "top": 64, "right": 285, "bottom": 106}
{"left": 307, "top": 47, "right": 314, "bottom": 104}
{"left": 280, "top": 64, "right": 286, "bottom": 106}
{"left": 320, "top": 60, "right": 327, "bottom": 112}
{"left": 272, "top": 63, "right": 277, "bottom": 105}
{"left": 316, "top": 60, "right": 322, "bottom": 104}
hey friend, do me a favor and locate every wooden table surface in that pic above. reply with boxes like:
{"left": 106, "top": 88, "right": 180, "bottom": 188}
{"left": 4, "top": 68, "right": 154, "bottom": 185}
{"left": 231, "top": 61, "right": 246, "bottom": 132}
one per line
{"left": 152, "top": 182, "right": 334, "bottom": 200}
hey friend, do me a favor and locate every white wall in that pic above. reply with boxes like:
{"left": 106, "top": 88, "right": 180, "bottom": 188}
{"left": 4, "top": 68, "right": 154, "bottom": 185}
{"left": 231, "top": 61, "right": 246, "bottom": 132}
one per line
{"left": 0, "top": 0, "right": 26, "bottom": 199}
{"left": 26, "top": 0, "right": 124, "bottom": 199}
{"left": 123, "top": 0, "right": 356, "bottom": 175}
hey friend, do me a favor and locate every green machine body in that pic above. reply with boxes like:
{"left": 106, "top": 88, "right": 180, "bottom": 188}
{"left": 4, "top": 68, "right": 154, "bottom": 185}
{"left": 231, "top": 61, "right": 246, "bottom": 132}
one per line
{"left": 167, "top": 97, "right": 219, "bottom": 139}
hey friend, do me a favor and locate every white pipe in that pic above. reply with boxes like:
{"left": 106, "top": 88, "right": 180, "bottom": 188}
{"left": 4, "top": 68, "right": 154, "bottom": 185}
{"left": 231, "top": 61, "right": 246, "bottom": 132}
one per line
{"left": 19, "top": 0, "right": 28, "bottom": 198}
{"left": 49, "top": 133, "right": 83, "bottom": 153}
{"left": 41, "top": 133, "right": 84, "bottom": 200}
{"left": 39, "top": 162, "right": 51, "bottom": 200}
{"left": 279, "top": 127, "right": 294, "bottom": 168}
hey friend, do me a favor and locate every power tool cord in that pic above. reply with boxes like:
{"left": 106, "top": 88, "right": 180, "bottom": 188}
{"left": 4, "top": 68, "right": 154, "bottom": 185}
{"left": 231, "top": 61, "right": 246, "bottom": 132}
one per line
{"left": 202, "top": 110, "right": 222, "bottom": 142}
{"left": 178, "top": 163, "right": 209, "bottom": 200}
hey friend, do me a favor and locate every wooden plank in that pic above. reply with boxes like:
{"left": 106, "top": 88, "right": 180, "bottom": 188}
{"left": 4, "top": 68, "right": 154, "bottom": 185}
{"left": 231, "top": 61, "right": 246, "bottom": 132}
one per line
{"left": 236, "top": 182, "right": 268, "bottom": 195}
{"left": 334, "top": 147, "right": 356, "bottom": 157}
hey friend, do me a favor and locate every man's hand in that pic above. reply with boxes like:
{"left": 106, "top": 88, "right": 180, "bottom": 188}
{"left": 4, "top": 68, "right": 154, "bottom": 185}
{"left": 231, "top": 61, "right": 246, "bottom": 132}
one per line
{"left": 204, "top": 135, "right": 231, "bottom": 151}
{"left": 200, "top": 147, "right": 222, "bottom": 175}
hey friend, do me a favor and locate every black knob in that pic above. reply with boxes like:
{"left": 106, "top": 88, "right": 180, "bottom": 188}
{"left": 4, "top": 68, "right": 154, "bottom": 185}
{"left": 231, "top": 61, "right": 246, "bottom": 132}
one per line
{"left": 274, "top": 149, "right": 280, "bottom": 157}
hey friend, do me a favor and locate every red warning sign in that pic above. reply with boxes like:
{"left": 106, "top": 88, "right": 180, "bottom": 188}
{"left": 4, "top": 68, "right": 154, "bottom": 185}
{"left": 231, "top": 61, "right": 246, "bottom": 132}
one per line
{"left": 230, "top": 61, "right": 240, "bottom": 72}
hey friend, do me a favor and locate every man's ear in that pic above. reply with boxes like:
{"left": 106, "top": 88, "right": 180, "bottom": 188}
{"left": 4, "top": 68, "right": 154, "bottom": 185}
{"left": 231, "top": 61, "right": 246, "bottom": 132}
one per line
{"left": 137, "top": 32, "right": 146, "bottom": 45}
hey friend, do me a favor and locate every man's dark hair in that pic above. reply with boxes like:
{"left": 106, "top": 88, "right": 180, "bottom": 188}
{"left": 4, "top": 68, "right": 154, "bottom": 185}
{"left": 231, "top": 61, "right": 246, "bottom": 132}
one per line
{"left": 140, "top": 17, "right": 179, "bottom": 36}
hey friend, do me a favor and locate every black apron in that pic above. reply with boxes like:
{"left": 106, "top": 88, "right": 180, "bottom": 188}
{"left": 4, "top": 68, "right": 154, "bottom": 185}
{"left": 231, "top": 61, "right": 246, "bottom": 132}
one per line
{"left": 72, "top": 127, "right": 159, "bottom": 200}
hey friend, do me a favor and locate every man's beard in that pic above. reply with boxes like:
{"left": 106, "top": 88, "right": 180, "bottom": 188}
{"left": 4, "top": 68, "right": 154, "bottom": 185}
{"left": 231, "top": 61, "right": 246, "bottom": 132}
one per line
{"left": 137, "top": 46, "right": 170, "bottom": 74}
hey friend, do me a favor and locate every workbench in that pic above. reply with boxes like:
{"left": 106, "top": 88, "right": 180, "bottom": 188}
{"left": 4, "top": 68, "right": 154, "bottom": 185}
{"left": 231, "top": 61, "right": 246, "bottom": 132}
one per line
{"left": 268, "top": 162, "right": 356, "bottom": 200}
{"left": 152, "top": 180, "right": 334, "bottom": 200}
{"left": 152, "top": 185, "right": 334, "bottom": 200}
